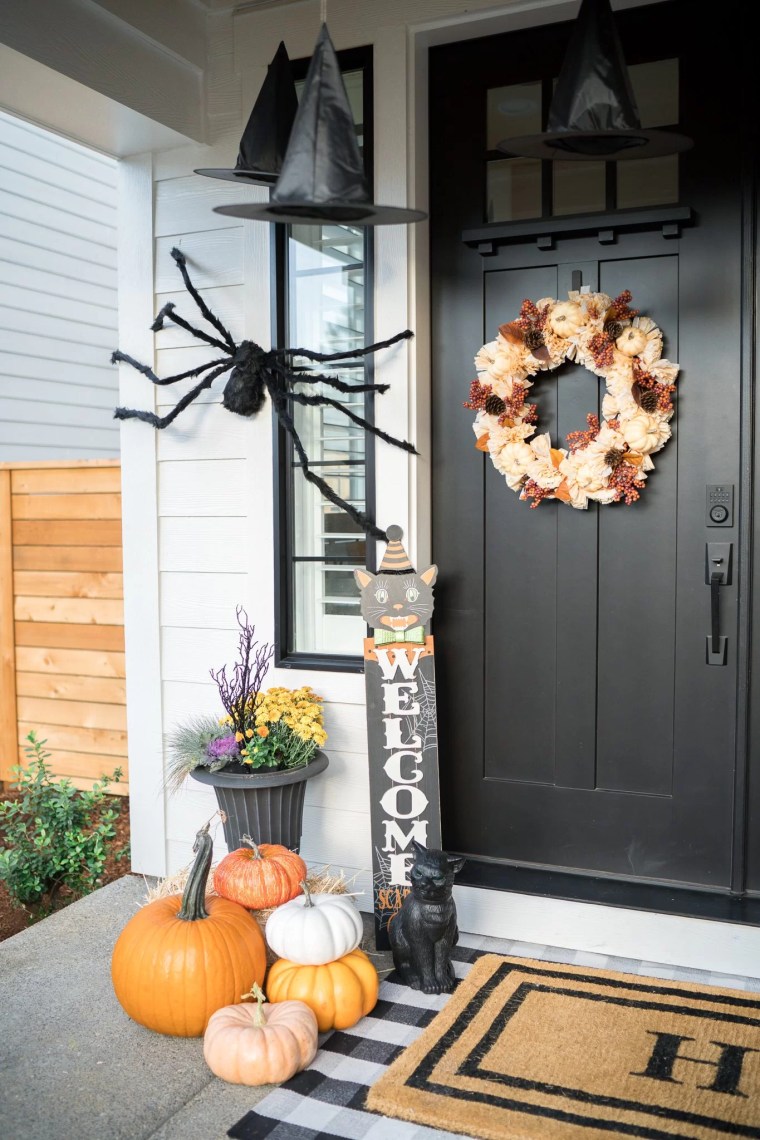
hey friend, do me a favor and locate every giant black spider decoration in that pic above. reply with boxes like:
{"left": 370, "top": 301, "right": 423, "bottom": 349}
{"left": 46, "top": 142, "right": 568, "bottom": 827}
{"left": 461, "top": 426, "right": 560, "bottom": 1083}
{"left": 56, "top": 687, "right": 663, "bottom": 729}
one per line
{"left": 112, "top": 247, "right": 416, "bottom": 539}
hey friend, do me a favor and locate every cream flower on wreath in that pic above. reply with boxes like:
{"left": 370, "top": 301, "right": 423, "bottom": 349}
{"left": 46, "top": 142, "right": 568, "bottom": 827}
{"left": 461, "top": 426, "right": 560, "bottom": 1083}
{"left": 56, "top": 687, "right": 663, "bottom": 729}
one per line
{"left": 524, "top": 433, "right": 564, "bottom": 490}
{"left": 560, "top": 422, "right": 625, "bottom": 495}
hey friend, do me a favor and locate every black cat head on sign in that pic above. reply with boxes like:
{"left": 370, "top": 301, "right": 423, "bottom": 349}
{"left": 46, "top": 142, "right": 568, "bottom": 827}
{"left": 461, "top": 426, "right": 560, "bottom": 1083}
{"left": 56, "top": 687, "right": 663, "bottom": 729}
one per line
{"left": 354, "top": 525, "right": 437, "bottom": 634}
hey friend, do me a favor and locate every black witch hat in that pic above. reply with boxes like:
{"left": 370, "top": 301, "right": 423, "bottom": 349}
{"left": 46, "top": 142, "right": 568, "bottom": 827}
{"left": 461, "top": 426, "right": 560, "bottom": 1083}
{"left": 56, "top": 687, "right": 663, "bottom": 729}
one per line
{"left": 213, "top": 24, "right": 427, "bottom": 225}
{"left": 195, "top": 41, "right": 298, "bottom": 185}
{"left": 498, "top": 0, "right": 692, "bottom": 161}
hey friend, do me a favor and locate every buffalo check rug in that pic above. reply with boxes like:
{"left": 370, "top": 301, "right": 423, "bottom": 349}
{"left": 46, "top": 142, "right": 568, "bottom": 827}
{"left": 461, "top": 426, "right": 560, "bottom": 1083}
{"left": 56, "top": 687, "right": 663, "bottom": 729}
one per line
{"left": 227, "top": 933, "right": 760, "bottom": 1140}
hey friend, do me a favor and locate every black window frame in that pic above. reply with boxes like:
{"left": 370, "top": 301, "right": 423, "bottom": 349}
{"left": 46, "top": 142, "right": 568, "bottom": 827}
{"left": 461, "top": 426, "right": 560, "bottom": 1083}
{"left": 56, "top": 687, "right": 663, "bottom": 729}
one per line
{"left": 272, "top": 43, "right": 375, "bottom": 673}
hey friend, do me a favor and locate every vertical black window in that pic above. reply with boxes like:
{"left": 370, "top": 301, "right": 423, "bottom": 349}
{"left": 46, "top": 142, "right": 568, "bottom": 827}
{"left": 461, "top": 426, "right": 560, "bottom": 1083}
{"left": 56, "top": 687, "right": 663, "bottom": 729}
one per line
{"left": 274, "top": 48, "right": 373, "bottom": 668}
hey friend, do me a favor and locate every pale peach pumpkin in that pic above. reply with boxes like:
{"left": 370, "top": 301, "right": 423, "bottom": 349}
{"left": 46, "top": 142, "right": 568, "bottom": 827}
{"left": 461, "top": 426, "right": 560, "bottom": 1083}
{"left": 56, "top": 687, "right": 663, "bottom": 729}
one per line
{"left": 204, "top": 984, "right": 318, "bottom": 1085}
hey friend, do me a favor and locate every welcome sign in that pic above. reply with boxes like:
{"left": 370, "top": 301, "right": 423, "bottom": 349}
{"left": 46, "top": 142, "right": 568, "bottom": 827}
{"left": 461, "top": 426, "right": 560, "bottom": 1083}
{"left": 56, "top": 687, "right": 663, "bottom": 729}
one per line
{"left": 354, "top": 526, "right": 442, "bottom": 949}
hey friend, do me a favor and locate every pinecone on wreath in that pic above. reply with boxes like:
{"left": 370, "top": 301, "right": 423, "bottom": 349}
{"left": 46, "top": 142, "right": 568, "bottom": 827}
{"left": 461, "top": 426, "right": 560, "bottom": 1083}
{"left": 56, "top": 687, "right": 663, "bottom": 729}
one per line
{"left": 604, "top": 320, "right": 626, "bottom": 341}
{"left": 604, "top": 448, "right": 625, "bottom": 470}
{"left": 639, "top": 389, "right": 659, "bottom": 413}
{"left": 524, "top": 329, "right": 545, "bottom": 352}
{"left": 484, "top": 393, "right": 506, "bottom": 416}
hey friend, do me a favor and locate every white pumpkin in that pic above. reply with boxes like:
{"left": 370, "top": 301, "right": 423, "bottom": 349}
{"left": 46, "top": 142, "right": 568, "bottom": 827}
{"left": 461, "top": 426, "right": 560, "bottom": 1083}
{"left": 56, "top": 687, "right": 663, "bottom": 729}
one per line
{"left": 621, "top": 411, "right": 671, "bottom": 455}
{"left": 548, "top": 301, "right": 587, "bottom": 338}
{"left": 615, "top": 325, "right": 649, "bottom": 357}
{"left": 265, "top": 883, "right": 363, "bottom": 966}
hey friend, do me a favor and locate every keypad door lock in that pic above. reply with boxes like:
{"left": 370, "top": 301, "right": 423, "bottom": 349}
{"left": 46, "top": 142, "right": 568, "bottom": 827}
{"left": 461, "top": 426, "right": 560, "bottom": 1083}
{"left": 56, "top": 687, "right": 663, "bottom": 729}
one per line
{"left": 706, "top": 484, "right": 733, "bottom": 527}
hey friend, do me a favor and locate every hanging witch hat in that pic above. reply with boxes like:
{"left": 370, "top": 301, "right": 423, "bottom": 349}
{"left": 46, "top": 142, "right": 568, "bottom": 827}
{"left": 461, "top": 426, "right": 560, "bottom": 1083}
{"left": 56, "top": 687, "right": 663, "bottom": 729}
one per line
{"left": 195, "top": 41, "right": 298, "bottom": 184}
{"left": 498, "top": 0, "right": 692, "bottom": 161}
{"left": 213, "top": 24, "right": 427, "bottom": 225}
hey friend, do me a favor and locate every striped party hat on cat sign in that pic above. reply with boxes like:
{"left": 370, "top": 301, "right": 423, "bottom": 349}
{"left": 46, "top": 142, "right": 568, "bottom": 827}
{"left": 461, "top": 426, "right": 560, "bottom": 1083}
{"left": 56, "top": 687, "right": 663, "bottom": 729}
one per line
{"left": 379, "top": 526, "right": 414, "bottom": 574}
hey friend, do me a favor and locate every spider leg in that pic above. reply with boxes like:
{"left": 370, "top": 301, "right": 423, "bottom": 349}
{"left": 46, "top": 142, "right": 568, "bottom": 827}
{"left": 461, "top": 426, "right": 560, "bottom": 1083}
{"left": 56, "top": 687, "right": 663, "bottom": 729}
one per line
{"left": 275, "top": 397, "right": 387, "bottom": 540}
{"left": 287, "top": 367, "right": 390, "bottom": 395}
{"left": 111, "top": 350, "right": 230, "bottom": 386}
{"left": 114, "top": 362, "right": 232, "bottom": 429}
{"left": 170, "top": 247, "right": 237, "bottom": 352}
{"left": 151, "top": 302, "right": 232, "bottom": 353}
{"left": 288, "top": 391, "right": 418, "bottom": 454}
{"left": 287, "top": 328, "right": 413, "bottom": 363}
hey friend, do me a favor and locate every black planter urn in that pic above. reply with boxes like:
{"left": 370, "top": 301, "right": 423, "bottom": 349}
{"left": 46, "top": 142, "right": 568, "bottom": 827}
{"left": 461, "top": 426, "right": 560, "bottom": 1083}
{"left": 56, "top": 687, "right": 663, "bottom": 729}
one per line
{"left": 189, "top": 752, "right": 328, "bottom": 853}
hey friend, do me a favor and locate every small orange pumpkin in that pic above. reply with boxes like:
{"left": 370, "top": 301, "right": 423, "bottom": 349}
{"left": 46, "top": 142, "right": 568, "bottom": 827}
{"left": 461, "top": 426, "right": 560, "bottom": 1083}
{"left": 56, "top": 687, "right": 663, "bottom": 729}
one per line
{"left": 213, "top": 836, "right": 306, "bottom": 909}
{"left": 203, "top": 983, "right": 318, "bottom": 1085}
{"left": 266, "top": 948, "right": 378, "bottom": 1032}
{"left": 111, "top": 825, "right": 266, "bottom": 1037}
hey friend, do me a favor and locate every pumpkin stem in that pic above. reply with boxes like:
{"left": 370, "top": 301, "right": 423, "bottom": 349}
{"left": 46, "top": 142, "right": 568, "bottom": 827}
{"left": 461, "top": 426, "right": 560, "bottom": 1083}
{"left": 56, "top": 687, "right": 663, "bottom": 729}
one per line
{"left": 177, "top": 824, "right": 212, "bottom": 921}
{"left": 241, "top": 981, "right": 267, "bottom": 1026}
{"left": 242, "top": 834, "right": 262, "bottom": 859}
{"left": 300, "top": 879, "right": 313, "bottom": 907}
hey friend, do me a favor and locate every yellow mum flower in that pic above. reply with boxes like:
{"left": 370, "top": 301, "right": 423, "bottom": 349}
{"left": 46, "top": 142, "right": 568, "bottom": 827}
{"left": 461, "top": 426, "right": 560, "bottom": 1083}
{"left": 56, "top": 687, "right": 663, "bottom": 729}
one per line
{"left": 235, "top": 731, "right": 244, "bottom": 742}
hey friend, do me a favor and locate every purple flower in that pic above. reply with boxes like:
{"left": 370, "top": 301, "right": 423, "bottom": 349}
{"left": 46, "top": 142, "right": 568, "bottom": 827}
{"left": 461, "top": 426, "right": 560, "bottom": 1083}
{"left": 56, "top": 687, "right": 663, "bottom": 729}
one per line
{"left": 206, "top": 734, "right": 240, "bottom": 761}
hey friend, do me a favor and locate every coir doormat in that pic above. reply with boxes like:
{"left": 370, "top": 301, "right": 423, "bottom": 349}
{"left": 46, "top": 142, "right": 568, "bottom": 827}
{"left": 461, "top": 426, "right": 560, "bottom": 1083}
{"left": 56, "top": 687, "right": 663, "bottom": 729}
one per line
{"left": 366, "top": 953, "right": 760, "bottom": 1140}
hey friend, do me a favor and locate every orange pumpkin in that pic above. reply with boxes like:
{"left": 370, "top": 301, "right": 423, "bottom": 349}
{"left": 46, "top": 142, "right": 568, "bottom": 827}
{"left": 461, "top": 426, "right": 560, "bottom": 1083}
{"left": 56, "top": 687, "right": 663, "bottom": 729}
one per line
{"left": 266, "top": 948, "right": 378, "bottom": 1032}
{"left": 111, "top": 825, "right": 266, "bottom": 1037}
{"left": 213, "top": 837, "right": 306, "bottom": 909}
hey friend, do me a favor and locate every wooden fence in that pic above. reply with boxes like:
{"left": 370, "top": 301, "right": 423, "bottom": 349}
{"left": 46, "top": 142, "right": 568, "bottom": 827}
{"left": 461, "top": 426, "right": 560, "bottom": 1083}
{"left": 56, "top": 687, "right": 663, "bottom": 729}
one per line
{"left": 0, "top": 460, "right": 127, "bottom": 794}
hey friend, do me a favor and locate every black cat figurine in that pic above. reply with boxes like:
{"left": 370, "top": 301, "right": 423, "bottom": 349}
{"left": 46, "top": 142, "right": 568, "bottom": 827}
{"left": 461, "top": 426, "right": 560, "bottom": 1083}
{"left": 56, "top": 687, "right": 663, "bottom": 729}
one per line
{"left": 388, "top": 841, "right": 465, "bottom": 994}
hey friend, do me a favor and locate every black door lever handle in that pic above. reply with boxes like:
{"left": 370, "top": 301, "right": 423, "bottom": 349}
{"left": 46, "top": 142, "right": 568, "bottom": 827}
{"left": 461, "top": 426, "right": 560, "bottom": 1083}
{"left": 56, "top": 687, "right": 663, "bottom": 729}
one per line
{"left": 710, "top": 570, "right": 722, "bottom": 655}
{"left": 706, "top": 542, "right": 731, "bottom": 666}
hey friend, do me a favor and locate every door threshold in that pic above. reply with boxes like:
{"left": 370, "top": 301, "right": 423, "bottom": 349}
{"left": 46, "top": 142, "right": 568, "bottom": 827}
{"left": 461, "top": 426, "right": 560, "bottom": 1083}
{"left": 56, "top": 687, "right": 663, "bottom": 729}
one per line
{"left": 457, "top": 857, "right": 760, "bottom": 927}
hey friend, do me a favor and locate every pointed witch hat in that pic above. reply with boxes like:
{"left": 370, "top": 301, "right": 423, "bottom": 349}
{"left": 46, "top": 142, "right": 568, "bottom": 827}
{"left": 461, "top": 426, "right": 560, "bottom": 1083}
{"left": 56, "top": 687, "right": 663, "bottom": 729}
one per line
{"left": 213, "top": 24, "right": 427, "bottom": 225}
{"left": 498, "top": 0, "right": 692, "bottom": 161}
{"left": 195, "top": 41, "right": 298, "bottom": 185}
{"left": 378, "top": 525, "right": 415, "bottom": 574}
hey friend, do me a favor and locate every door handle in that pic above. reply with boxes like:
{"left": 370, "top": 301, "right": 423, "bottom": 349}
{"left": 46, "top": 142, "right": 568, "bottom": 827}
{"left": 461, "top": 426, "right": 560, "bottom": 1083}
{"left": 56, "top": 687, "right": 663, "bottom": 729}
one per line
{"left": 706, "top": 542, "right": 731, "bottom": 666}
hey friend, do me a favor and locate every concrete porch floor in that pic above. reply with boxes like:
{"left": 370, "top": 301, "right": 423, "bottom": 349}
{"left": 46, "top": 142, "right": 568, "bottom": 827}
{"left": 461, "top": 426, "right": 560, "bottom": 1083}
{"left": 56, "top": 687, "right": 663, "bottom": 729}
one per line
{"left": 4, "top": 874, "right": 760, "bottom": 1140}
{"left": 0, "top": 875, "right": 393, "bottom": 1140}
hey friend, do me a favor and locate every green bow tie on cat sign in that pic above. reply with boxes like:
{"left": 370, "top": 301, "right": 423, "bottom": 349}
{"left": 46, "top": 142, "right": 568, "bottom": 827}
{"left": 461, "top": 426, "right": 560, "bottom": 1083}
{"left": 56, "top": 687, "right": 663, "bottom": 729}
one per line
{"left": 353, "top": 525, "right": 437, "bottom": 643}
{"left": 354, "top": 525, "right": 443, "bottom": 951}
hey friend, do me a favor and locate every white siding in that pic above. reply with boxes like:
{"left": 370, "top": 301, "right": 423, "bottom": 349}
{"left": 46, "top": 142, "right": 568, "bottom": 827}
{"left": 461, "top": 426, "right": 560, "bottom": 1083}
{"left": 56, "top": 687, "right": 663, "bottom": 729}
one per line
{"left": 0, "top": 109, "right": 118, "bottom": 459}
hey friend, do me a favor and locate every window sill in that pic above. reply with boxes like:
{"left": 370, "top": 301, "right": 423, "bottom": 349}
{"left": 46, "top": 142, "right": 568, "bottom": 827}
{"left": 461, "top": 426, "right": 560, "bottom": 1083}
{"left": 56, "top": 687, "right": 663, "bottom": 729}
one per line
{"left": 275, "top": 651, "right": 365, "bottom": 674}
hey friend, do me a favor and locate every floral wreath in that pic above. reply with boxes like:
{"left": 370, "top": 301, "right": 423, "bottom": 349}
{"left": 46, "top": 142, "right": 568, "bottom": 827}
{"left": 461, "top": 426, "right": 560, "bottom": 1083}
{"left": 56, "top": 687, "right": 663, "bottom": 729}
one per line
{"left": 465, "top": 290, "right": 678, "bottom": 508}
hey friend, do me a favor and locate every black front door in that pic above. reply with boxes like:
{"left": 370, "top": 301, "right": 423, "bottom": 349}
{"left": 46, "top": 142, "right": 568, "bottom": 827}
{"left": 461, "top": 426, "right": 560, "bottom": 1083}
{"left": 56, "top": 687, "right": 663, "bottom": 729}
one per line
{"left": 430, "top": 2, "right": 747, "bottom": 893}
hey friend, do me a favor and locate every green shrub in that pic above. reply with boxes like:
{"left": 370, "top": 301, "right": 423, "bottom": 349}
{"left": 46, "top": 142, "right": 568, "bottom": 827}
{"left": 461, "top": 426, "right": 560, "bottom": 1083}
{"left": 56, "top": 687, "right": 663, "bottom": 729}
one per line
{"left": 0, "top": 731, "right": 127, "bottom": 911}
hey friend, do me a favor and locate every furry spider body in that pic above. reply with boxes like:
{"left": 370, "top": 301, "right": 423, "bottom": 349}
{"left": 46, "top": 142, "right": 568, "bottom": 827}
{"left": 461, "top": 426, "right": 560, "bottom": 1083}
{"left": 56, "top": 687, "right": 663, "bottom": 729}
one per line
{"left": 112, "top": 247, "right": 415, "bottom": 538}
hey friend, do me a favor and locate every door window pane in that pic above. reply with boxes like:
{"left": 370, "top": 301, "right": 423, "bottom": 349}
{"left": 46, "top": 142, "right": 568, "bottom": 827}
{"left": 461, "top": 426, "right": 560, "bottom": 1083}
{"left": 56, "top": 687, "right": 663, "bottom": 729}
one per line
{"left": 617, "top": 153, "right": 679, "bottom": 209}
{"left": 616, "top": 59, "right": 679, "bottom": 208}
{"left": 553, "top": 160, "right": 606, "bottom": 215}
{"left": 487, "top": 82, "right": 542, "bottom": 150}
{"left": 487, "top": 158, "right": 542, "bottom": 222}
{"left": 629, "top": 58, "right": 678, "bottom": 128}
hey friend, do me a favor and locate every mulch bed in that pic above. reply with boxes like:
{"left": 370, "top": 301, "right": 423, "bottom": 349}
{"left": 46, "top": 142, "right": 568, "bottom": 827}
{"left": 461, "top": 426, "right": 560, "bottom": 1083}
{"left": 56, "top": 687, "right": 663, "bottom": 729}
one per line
{"left": 0, "top": 793, "right": 131, "bottom": 943}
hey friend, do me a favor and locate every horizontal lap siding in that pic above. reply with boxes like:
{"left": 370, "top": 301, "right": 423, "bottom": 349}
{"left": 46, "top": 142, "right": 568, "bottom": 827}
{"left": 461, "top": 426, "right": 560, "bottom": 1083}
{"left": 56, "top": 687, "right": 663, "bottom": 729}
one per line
{"left": 0, "top": 461, "right": 128, "bottom": 794}
{"left": 153, "top": 174, "right": 370, "bottom": 874}
{"left": 0, "top": 110, "right": 119, "bottom": 460}
{"left": 154, "top": 173, "right": 252, "bottom": 866}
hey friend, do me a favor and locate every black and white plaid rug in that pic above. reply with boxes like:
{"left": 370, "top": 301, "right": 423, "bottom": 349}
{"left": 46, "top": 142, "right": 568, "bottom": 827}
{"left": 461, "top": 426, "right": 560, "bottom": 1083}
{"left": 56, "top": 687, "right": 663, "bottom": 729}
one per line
{"left": 227, "top": 932, "right": 760, "bottom": 1140}
{"left": 227, "top": 943, "right": 479, "bottom": 1140}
